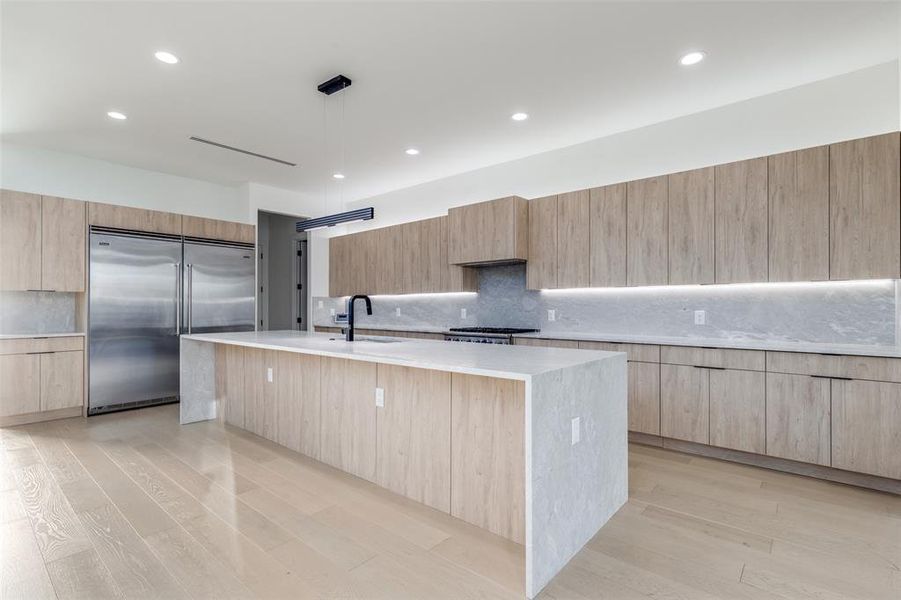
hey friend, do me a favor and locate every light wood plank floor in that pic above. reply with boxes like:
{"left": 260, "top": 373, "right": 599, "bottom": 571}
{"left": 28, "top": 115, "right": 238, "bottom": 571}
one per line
{"left": 1, "top": 404, "right": 898, "bottom": 600}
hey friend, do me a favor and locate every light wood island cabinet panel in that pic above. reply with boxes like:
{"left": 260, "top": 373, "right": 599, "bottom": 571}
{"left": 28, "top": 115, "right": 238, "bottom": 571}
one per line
{"left": 0, "top": 190, "right": 42, "bottom": 290}
{"left": 766, "top": 373, "right": 831, "bottom": 466}
{"left": 451, "top": 373, "right": 525, "bottom": 543}
{"left": 526, "top": 195, "right": 557, "bottom": 290}
{"left": 447, "top": 196, "right": 528, "bottom": 265}
{"left": 0, "top": 353, "right": 40, "bottom": 417}
{"left": 41, "top": 196, "right": 86, "bottom": 292}
{"left": 320, "top": 357, "right": 378, "bottom": 482}
{"left": 243, "top": 348, "right": 278, "bottom": 442}
{"left": 183, "top": 215, "right": 256, "bottom": 244}
{"left": 715, "top": 158, "right": 768, "bottom": 283}
{"left": 88, "top": 202, "right": 182, "bottom": 236}
{"left": 668, "top": 167, "right": 714, "bottom": 285}
{"left": 831, "top": 379, "right": 901, "bottom": 480}
{"left": 276, "top": 352, "right": 321, "bottom": 459}
{"left": 660, "top": 364, "right": 708, "bottom": 444}
{"left": 708, "top": 368, "right": 765, "bottom": 454}
{"left": 829, "top": 132, "right": 901, "bottom": 280}
{"left": 627, "top": 361, "right": 660, "bottom": 435}
{"left": 768, "top": 146, "right": 829, "bottom": 282}
{"left": 626, "top": 176, "right": 668, "bottom": 286}
{"left": 39, "top": 351, "right": 84, "bottom": 411}
{"left": 556, "top": 190, "right": 590, "bottom": 288}
{"left": 376, "top": 365, "right": 451, "bottom": 512}
{"left": 589, "top": 184, "right": 627, "bottom": 287}
{"left": 215, "top": 344, "right": 246, "bottom": 428}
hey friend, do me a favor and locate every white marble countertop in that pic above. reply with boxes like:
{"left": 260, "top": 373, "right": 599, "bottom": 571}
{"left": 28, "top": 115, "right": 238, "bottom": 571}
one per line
{"left": 0, "top": 332, "right": 85, "bottom": 340}
{"left": 511, "top": 331, "right": 901, "bottom": 358}
{"left": 182, "top": 330, "right": 622, "bottom": 380}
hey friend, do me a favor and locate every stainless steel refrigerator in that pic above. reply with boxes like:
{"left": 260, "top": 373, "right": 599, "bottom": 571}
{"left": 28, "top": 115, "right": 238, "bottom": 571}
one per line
{"left": 88, "top": 228, "right": 255, "bottom": 415}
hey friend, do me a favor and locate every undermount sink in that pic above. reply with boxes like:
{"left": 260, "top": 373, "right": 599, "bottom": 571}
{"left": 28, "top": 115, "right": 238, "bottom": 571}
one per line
{"left": 327, "top": 336, "right": 400, "bottom": 343}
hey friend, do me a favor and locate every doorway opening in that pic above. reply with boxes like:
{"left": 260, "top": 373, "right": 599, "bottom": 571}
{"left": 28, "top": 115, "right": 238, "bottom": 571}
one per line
{"left": 257, "top": 210, "right": 309, "bottom": 331}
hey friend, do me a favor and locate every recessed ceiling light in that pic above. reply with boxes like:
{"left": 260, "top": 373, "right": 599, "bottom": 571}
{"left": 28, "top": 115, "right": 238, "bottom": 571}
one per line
{"left": 154, "top": 50, "right": 180, "bottom": 64}
{"left": 107, "top": 111, "right": 127, "bottom": 120}
{"left": 332, "top": 173, "right": 345, "bottom": 179}
{"left": 679, "top": 51, "right": 706, "bottom": 66}
{"left": 405, "top": 148, "right": 420, "bottom": 156}
{"left": 511, "top": 112, "right": 529, "bottom": 121}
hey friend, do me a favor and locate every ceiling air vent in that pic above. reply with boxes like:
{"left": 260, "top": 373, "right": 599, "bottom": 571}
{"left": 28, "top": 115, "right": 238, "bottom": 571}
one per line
{"left": 189, "top": 136, "right": 297, "bottom": 167}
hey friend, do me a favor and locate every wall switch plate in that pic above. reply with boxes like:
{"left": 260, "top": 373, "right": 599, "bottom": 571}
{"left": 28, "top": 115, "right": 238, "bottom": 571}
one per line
{"left": 460, "top": 308, "right": 467, "bottom": 319}
{"left": 317, "top": 300, "right": 324, "bottom": 309}
{"left": 375, "top": 387, "right": 385, "bottom": 408}
{"left": 548, "top": 309, "right": 556, "bottom": 322}
{"left": 571, "top": 417, "right": 581, "bottom": 445}
{"left": 395, "top": 307, "right": 401, "bottom": 317}
{"left": 267, "top": 367, "right": 273, "bottom": 383}
{"left": 329, "top": 308, "right": 336, "bottom": 316}
{"left": 694, "top": 310, "right": 706, "bottom": 325}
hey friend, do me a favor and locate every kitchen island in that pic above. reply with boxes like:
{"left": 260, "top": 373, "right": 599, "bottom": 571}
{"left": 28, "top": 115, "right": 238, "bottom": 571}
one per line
{"left": 179, "top": 330, "right": 627, "bottom": 597}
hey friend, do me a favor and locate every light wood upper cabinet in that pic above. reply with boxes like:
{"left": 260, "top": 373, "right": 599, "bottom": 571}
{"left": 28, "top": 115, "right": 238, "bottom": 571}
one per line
{"left": 419, "top": 217, "right": 444, "bottom": 293}
{"left": 715, "top": 158, "right": 768, "bottom": 283}
{"left": 627, "top": 176, "right": 668, "bottom": 286}
{"left": 526, "top": 195, "right": 557, "bottom": 290}
{"left": 668, "top": 168, "right": 714, "bottom": 285}
{"left": 589, "top": 184, "right": 627, "bottom": 287}
{"left": 829, "top": 132, "right": 901, "bottom": 280}
{"left": 768, "top": 146, "right": 829, "bottom": 282}
{"left": 557, "top": 190, "right": 590, "bottom": 289}
{"left": 376, "top": 225, "right": 404, "bottom": 295}
{"left": 88, "top": 202, "right": 182, "bottom": 235}
{"left": 328, "top": 235, "right": 350, "bottom": 297}
{"left": 0, "top": 190, "right": 42, "bottom": 290}
{"left": 708, "top": 368, "right": 765, "bottom": 454}
{"left": 401, "top": 221, "right": 423, "bottom": 294}
{"left": 438, "top": 216, "right": 478, "bottom": 293}
{"left": 766, "top": 372, "right": 831, "bottom": 466}
{"left": 448, "top": 196, "right": 528, "bottom": 265}
{"left": 183, "top": 215, "right": 255, "bottom": 244}
{"left": 41, "top": 196, "right": 86, "bottom": 292}
{"left": 831, "top": 378, "right": 901, "bottom": 480}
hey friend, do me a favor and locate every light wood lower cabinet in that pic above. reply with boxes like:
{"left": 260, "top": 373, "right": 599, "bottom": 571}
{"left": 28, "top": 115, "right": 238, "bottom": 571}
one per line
{"left": 276, "top": 352, "right": 321, "bottom": 459}
{"left": 40, "top": 351, "right": 84, "bottom": 411}
{"left": 831, "top": 379, "right": 901, "bottom": 480}
{"left": 708, "top": 368, "right": 765, "bottom": 454}
{"left": 660, "top": 364, "right": 709, "bottom": 444}
{"left": 766, "top": 373, "right": 831, "bottom": 466}
{"left": 0, "top": 353, "right": 41, "bottom": 417}
{"left": 376, "top": 365, "right": 451, "bottom": 511}
{"left": 320, "top": 357, "right": 378, "bottom": 482}
{"left": 242, "top": 348, "right": 278, "bottom": 442}
{"left": 451, "top": 373, "right": 525, "bottom": 544}
{"left": 627, "top": 361, "right": 660, "bottom": 435}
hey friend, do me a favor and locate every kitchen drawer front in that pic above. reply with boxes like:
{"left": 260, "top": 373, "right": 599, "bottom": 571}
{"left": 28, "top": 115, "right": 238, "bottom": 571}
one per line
{"left": 660, "top": 346, "right": 764, "bottom": 371}
{"left": 578, "top": 341, "right": 659, "bottom": 363}
{"left": 766, "top": 351, "right": 901, "bottom": 383}
{"left": 0, "top": 336, "right": 84, "bottom": 355}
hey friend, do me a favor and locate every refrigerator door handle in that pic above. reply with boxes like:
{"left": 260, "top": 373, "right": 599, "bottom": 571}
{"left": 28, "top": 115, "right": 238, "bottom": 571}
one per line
{"left": 174, "top": 262, "right": 181, "bottom": 334}
{"left": 186, "top": 263, "right": 193, "bottom": 334}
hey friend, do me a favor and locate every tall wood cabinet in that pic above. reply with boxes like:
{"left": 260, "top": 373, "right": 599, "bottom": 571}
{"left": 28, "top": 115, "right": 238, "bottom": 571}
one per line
{"left": 588, "top": 184, "right": 627, "bottom": 287}
{"left": 526, "top": 195, "right": 557, "bottom": 289}
{"left": 556, "top": 190, "right": 590, "bottom": 288}
{"left": 626, "top": 176, "right": 668, "bottom": 286}
{"left": 1, "top": 190, "right": 85, "bottom": 292}
{"left": 829, "top": 132, "right": 901, "bottom": 280}
{"left": 668, "top": 167, "right": 714, "bottom": 285}
{"left": 715, "top": 158, "right": 768, "bottom": 283}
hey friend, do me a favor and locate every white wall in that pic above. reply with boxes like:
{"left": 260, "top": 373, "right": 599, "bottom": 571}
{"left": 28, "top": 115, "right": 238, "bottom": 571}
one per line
{"left": 1, "top": 143, "right": 248, "bottom": 222}
{"left": 344, "top": 61, "right": 900, "bottom": 231}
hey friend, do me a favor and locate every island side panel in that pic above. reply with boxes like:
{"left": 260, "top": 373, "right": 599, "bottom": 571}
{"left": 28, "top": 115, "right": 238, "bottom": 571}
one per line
{"left": 526, "top": 353, "right": 628, "bottom": 598}
{"left": 450, "top": 372, "right": 526, "bottom": 544}
{"left": 179, "top": 337, "right": 218, "bottom": 424}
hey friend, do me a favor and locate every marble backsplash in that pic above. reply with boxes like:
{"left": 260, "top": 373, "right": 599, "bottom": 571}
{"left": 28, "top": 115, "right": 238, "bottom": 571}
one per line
{"left": 314, "top": 265, "right": 899, "bottom": 347}
{"left": 0, "top": 291, "right": 78, "bottom": 335}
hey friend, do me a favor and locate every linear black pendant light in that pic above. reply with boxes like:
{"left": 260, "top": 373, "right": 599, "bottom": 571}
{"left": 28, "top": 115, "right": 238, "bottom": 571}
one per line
{"left": 297, "top": 74, "right": 374, "bottom": 233}
{"left": 296, "top": 207, "right": 374, "bottom": 232}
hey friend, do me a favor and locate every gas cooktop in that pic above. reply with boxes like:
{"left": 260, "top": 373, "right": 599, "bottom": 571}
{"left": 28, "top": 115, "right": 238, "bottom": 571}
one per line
{"left": 447, "top": 327, "right": 540, "bottom": 335}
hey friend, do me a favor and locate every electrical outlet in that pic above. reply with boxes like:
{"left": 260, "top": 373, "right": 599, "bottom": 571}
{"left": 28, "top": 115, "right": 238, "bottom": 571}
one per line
{"left": 266, "top": 367, "right": 273, "bottom": 383}
{"left": 375, "top": 387, "right": 385, "bottom": 408}
{"left": 317, "top": 300, "right": 324, "bottom": 309}
{"left": 571, "top": 417, "right": 581, "bottom": 445}
{"left": 395, "top": 307, "right": 401, "bottom": 317}
{"left": 547, "top": 309, "right": 556, "bottom": 322}
{"left": 694, "top": 310, "right": 706, "bottom": 325}
{"left": 329, "top": 308, "right": 336, "bottom": 317}
{"left": 460, "top": 308, "right": 467, "bottom": 319}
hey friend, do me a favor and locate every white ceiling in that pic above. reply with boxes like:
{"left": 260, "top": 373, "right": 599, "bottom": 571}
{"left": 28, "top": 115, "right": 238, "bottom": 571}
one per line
{"left": 2, "top": 1, "right": 898, "bottom": 204}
